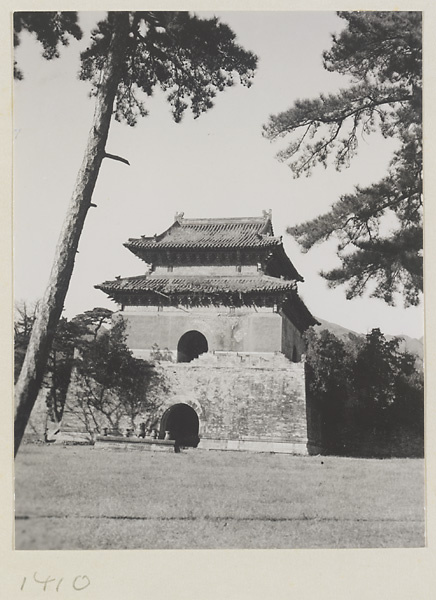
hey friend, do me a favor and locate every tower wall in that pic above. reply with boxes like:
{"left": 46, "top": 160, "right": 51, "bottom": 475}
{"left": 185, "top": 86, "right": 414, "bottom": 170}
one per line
{"left": 120, "top": 305, "right": 291, "bottom": 358}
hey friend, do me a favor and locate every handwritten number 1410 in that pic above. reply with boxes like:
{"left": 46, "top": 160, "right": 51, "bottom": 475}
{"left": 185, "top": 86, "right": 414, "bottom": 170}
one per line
{"left": 21, "top": 573, "right": 90, "bottom": 592}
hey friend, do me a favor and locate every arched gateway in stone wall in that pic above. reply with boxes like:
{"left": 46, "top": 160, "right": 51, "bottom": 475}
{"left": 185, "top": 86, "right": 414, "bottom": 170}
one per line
{"left": 159, "top": 403, "right": 200, "bottom": 447}
{"left": 96, "top": 211, "right": 319, "bottom": 454}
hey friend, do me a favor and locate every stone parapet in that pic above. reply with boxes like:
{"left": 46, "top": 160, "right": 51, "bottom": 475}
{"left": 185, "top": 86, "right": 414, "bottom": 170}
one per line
{"left": 190, "top": 350, "right": 300, "bottom": 368}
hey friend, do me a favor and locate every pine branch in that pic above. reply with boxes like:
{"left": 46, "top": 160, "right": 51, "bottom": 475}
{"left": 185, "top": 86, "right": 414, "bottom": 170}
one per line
{"left": 104, "top": 153, "right": 130, "bottom": 165}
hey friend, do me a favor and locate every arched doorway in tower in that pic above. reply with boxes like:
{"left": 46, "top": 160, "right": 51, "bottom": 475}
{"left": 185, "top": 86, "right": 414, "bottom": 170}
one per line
{"left": 159, "top": 403, "right": 200, "bottom": 447}
{"left": 177, "top": 330, "right": 208, "bottom": 363}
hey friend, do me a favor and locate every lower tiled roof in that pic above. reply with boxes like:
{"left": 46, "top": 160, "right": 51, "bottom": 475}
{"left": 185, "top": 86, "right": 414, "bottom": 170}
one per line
{"left": 96, "top": 273, "right": 318, "bottom": 330}
{"left": 96, "top": 274, "right": 298, "bottom": 295}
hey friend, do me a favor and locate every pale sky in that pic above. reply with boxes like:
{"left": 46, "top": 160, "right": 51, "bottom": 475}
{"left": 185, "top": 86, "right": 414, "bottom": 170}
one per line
{"left": 13, "top": 11, "right": 424, "bottom": 339}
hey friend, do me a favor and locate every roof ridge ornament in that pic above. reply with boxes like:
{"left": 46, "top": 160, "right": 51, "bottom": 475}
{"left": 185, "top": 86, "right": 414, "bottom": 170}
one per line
{"left": 174, "top": 211, "right": 185, "bottom": 222}
{"left": 262, "top": 209, "right": 272, "bottom": 220}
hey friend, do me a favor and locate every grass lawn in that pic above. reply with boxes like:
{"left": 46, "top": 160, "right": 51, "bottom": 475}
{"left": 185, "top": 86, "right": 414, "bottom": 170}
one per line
{"left": 14, "top": 444, "right": 425, "bottom": 550}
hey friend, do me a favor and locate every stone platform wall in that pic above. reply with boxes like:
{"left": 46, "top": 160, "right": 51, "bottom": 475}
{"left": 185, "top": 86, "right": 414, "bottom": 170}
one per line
{"left": 59, "top": 351, "right": 308, "bottom": 454}
{"left": 158, "top": 352, "right": 308, "bottom": 454}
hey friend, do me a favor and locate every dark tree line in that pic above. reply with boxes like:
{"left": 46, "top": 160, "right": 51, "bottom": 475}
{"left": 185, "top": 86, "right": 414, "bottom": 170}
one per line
{"left": 305, "top": 326, "right": 424, "bottom": 457}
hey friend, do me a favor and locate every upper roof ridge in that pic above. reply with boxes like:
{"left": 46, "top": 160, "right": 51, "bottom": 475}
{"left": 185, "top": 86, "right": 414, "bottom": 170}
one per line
{"left": 178, "top": 216, "right": 269, "bottom": 224}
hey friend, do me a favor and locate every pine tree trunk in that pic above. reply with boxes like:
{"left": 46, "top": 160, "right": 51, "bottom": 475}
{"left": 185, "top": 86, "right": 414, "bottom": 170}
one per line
{"left": 14, "top": 12, "right": 130, "bottom": 456}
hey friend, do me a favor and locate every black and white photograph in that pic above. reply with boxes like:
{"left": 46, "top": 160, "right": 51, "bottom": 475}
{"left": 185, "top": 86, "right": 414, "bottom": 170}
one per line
{"left": 12, "top": 8, "right": 425, "bottom": 559}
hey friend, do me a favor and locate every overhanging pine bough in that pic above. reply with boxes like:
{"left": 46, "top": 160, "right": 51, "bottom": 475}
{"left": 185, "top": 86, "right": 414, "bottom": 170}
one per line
{"left": 263, "top": 11, "right": 422, "bottom": 307}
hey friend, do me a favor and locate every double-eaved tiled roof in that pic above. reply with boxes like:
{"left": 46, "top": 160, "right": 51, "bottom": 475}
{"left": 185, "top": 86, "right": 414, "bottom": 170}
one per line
{"left": 124, "top": 214, "right": 282, "bottom": 252}
{"left": 96, "top": 212, "right": 317, "bottom": 328}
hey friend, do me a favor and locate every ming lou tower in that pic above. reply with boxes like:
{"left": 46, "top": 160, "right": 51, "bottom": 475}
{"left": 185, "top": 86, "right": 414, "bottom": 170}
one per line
{"left": 96, "top": 210, "right": 318, "bottom": 453}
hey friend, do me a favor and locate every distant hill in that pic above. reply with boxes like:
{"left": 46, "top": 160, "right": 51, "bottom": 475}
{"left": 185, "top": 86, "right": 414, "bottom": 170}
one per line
{"left": 315, "top": 317, "right": 424, "bottom": 362}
